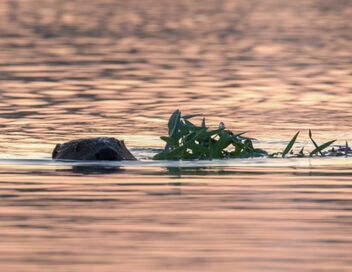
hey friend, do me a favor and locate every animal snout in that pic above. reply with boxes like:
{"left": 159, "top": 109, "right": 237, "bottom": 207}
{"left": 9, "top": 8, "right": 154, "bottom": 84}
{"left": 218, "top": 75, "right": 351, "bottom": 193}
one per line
{"left": 95, "top": 148, "right": 119, "bottom": 160}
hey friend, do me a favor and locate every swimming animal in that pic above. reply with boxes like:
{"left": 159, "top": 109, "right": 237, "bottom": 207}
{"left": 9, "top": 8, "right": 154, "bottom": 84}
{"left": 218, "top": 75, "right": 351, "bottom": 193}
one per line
{"left": 52, "top": 137, "right": 136, "bottom": 161}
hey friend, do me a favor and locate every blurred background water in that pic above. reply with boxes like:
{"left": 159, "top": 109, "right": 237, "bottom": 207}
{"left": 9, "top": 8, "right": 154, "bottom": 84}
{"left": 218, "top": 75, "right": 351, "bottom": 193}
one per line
{"left": 0, "top": 0, "right": 352, "bottom": 271}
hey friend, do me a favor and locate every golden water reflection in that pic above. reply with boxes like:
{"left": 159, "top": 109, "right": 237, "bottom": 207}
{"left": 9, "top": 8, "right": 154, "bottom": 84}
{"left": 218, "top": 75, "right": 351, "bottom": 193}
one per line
{"left": 0, "top": 0, "right": 352, "bottom": 271}
{"left": 1, "top": 165, "right": 352, "bottom": 271}
{"left": 0, "top": 0, "right": 351, "bottom": 155}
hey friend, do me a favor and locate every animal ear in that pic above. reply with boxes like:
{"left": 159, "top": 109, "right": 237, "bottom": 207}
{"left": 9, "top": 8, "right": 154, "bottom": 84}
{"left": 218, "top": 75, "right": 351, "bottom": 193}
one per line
{"left": 115, "top": 140, "right": 123, "bottom": 147}
{"left": 52, "top": 144, "right": 61, "bottom": 159}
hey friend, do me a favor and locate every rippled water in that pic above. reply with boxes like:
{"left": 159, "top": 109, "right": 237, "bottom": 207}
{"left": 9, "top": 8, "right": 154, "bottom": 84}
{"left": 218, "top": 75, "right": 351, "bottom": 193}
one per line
{"left": 0, "top": 0, "right": 352, "bottom": 271}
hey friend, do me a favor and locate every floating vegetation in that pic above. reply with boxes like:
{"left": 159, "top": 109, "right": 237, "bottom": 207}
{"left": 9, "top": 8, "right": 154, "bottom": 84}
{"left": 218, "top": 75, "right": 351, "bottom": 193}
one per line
{"left": 153, "top": 110, "right": 351, "bottom": 160}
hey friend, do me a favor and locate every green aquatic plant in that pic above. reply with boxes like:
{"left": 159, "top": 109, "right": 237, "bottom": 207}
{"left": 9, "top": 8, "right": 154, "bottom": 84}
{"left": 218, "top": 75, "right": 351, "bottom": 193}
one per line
{"left": 153, "top": 110, "right": 267, "bottom": 160}
{"left": 308, "top": 129, "right": 336, "bottom": 157}
{"left": 282, "top": 131, "right": 300, "bottom": 158}
{"left": 153, "top": 110, "right": 349, "bottom": 160}
{"left": 279, "top": 130, "right": 336, "bottom": 158}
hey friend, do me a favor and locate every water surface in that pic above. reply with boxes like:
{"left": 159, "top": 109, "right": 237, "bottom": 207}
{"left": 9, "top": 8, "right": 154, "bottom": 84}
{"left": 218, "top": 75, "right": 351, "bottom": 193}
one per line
{"left": 0, "top": 0, "right": 352, "bottom": 271}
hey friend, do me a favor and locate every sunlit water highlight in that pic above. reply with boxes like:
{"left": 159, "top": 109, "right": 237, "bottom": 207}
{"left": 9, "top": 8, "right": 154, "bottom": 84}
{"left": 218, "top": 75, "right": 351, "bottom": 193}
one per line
{"left": 0, "top": 0, "right": 352, "bottom": 271}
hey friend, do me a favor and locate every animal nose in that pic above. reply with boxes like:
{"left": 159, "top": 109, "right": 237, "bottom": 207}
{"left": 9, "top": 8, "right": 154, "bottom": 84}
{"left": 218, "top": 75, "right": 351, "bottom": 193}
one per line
{"left": 95, "top": 148, "right": 118, "bottom": 160}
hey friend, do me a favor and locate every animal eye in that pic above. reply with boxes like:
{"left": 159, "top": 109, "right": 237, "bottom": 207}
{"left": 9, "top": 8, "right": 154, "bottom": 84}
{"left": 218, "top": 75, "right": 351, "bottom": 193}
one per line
{"left": 52, "top": 144, "right": 61, "bottom": 158}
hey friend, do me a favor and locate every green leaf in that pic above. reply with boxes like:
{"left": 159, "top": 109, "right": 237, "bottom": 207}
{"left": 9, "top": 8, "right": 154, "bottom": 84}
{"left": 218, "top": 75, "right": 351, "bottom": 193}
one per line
{"left": 254, "top": 148, "right": 268, "bottom": 156}
{"left": 310, "top": 140, "right": 336, "bottom": 157}
{"left": 308, "top": 129, "right": 323, "bottom": 156}
{"left": 297, "top": 147, "right": 305, "bottom": 157}
{"left": 162, "top": 144, "right": 188, "bottom": 160}
{"left": 230, "top": 142, "right": 244, "bottom": 157}
{"left": 182, "top": 131, "right": 196, "bottom": 144}
{"left": 160, "top": 136, "right": 171, "bottom": 143}
{"left": 182, "top": 114, "right": 202, "bottom": 120}
{"left": 209, "top": 140, "right": 214, "bottom": 160}
{"left": 201, "top": 117, "right": 206, "bottom": 128}
{"left": 189, "top": 142, "right": 208, "bottom": 154}
{"left": 346, "top": 141, "right": 349, "bottom": 157}
{"left": 184, "top": 119, "right": 199, "bottom": 131}
{"left": 244, "top": 139, "right": 255, "bottom": 152}
{"left": 212, "top": 140, "right": 223, "bottom": 159}
{"left": 217, "top": 133, "right": 232, "bottom": 151}
{"left": 168, "top": 110, "right": 181, "bottom": 138}
{"left": 153, "top": 150, "right": 168, "bottom": 160}
{"left": 232, "top": 132, "right": 247, "bottom": 138}
{"left": 282, "top": 131, "right": 300, "bottom": 158}
{"left": 200, "top": 129, "right": 222, "bottom": 140}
